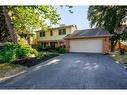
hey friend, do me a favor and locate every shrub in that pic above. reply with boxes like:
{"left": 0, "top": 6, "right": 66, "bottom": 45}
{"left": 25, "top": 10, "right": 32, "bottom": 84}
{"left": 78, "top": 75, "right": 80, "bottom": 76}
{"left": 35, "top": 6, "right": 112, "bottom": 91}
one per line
{"left": 0, "top": 42, "right": 17, "bottom": 62}
{"left": 45, "top": 45, "right": 52, "bottom": 51}
{"left": 0, "top": 41, "right": 38, "bottom": 63}
{"left": 36, "top": 44, "right": 45, "bottom": 51}
{"left": 55, "top": 45, "right": 66, "bottom": 54}
{"left": 16, "top": 43, "right": 38, "bottom": 58}
{"left": 36, "top": 52, "right": 45, "bottom": 59}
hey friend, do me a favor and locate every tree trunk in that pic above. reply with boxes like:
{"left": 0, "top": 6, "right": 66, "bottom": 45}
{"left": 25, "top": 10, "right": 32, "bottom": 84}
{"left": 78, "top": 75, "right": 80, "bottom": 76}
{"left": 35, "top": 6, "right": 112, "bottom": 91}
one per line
{"left": 3, "top": 6, "right": 18, "bottom": 43}
{"left": 111, "top": 39, "right": 118, "bottom": 52}
{"left": 118, "top": 40, "right": 121, "bottom": 49}
{"left": 27, "top": 36, "right": 31, "bottom": 45}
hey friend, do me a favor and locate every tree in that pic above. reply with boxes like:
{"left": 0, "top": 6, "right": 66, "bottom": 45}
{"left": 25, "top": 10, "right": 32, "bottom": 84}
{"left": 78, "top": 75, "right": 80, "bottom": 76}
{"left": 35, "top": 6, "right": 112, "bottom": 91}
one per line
{"left": 87, "top": 6, "right": 127, "bottom": 51}
{"left": 0, "top": 7, "right": 10, "bottom": 42}
{"left": 3, "top": 6, "right": 19, "bottom": 43}
{"left": 1, "top": 6, "right": 61, "bottom": 43}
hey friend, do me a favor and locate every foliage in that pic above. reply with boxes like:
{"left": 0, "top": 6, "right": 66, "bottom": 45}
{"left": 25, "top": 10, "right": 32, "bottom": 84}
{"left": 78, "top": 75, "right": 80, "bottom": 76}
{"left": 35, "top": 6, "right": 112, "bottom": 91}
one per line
{"left": 87, "top": 6, "right": 127, "bottom": 51}
{"left": 16, "top": 39, "right": 38, "bottom": 58}
{"left": 55, "top": 45, "right": 66, "bottom": 54}
{"left": 1, "top": 6, "right": 61, "bottom": 43}
{"left": 36, "top": 44, "right": 45, "bottom": 51}
{"left": 36, "top": 52, "right": 45, "bottom": 59}
{"left": 8, "top": 6, "right": 61, "bottom": 35}
{"left": 45, "top": 45, "right": 52, "bottom": 51}
{"left": 0, "top": 42, "right": 17, "bottom": 62}
{"left": 36, "top": 44, "right": 53, "bottom": 51}
{"left": 0, "top": 41, "right": 38, "bottom": 63}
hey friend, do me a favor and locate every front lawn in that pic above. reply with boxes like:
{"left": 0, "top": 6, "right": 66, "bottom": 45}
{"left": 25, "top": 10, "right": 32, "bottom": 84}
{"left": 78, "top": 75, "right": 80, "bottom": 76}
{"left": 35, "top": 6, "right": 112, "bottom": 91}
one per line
{"left": 109, "top": 51, "right": 127, "bottom": 64}
{"left": 0, "top": 63, "right": 26, "bottom": 79}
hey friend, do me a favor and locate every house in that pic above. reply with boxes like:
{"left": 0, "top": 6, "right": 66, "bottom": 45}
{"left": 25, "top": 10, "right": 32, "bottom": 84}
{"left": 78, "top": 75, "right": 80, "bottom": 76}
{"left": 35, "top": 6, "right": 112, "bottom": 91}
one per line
{"left": 64, "top": 28, "right": 112, "bottom": 53}
{"left": 36, "top": 24, "right": 77, "bottom": 48}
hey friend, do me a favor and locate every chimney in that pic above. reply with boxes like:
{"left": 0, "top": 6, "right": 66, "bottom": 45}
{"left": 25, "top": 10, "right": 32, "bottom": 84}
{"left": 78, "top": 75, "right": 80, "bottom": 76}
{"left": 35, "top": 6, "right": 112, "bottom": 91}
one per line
{"left": 59, "top": 24, "right": 65, "bottom": 27}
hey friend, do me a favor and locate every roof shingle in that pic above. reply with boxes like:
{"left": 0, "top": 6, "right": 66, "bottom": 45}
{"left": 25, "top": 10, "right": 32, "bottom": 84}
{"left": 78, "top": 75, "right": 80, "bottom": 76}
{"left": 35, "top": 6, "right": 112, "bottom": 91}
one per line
{"left": 66, "top": 28, "right": 111, "bottom": 38}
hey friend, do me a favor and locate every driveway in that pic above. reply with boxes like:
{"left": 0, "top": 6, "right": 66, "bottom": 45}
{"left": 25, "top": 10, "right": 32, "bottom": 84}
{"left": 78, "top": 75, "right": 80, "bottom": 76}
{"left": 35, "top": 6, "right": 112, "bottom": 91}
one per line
{"left": 0, "top": 53, "right": 127, "bottom": 89}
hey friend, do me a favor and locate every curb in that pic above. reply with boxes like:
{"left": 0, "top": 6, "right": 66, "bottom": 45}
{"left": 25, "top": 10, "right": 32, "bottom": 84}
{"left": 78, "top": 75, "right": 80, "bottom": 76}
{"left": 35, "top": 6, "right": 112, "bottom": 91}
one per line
{"left": 0, "top": 70, "right": 26, "bottom": 83}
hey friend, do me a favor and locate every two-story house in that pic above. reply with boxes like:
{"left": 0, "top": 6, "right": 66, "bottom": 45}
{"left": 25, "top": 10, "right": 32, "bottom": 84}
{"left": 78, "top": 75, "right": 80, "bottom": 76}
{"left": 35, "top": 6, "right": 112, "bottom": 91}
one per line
{"left": 36, "top": 24, "right": 77, "bottom": 48}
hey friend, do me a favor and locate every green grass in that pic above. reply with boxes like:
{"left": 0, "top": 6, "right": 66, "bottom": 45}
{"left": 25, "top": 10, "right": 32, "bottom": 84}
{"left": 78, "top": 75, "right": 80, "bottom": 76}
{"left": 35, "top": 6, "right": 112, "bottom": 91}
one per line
{"left": 109, "top": 51, "right": 127, "bottom": 64}
{"left": 0, "top": 63, "right": 26, "bottom": 78}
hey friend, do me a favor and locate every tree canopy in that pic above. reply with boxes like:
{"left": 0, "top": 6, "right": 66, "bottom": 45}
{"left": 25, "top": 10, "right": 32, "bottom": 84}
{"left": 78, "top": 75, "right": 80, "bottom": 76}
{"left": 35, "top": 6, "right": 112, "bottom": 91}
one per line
{"left": 9, "top": 6, "right": 61, "bottom": 33}
{"left": 87, "top": 6, "right": 127, "bottom": 51}
{"left": 1, "top": 6, "right": 61, "bottom": 42}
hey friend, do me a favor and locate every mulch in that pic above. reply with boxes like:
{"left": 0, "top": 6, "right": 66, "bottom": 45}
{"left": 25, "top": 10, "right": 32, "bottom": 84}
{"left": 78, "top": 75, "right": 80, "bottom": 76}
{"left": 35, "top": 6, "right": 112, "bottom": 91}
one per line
{"left": 11, "top": 54, "right": 59, "bottom": 67}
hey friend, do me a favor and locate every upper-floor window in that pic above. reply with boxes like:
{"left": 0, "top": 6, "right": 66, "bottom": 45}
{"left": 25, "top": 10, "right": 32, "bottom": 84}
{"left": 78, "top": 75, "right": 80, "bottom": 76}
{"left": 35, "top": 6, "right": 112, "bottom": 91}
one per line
{"left": 58, "top": 29, "right": 66, "bottom": 35}
{"left": 63, "top": 29, "right": 66, "bottom": 35}
{"left": 50, "top": 30, "right": 53, "bottom": 36}
{"left": 40, "top": 31, "right": 45, "bottom": 37}
{"left": 40, "top": 32, "right": 42, "bottom": 37}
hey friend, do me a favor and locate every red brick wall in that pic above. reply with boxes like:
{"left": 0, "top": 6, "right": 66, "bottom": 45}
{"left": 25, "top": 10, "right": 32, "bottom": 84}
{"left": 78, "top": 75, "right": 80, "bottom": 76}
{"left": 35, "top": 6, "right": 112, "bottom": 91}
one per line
{"left": 64, "top": 40, "right": 70, "bottom": 52}
{"left": 102, "top": 37, "right": 110, "bottom": 53}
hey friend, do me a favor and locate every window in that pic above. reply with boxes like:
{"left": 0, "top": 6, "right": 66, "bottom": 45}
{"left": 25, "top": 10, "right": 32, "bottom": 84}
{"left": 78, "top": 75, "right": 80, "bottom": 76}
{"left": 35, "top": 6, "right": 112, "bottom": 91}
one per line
{"left": 59, "top": 30, "right": 62, "bottom": 35}
{"left": 40, "top": 31, "right": 45, "bottom": 37}
{"left": 50, "top": 30, "right": 53, "bottom": 36}
{"left": 40, "top": 32, "right": 42, "bottom": 37}
{"left": 58, "top": 29, "right": 66, "bottom": 35}
{"left": 63, "top": 29, "right": 66, "bottom": 35}
{"left": 42, "top": 32, "right": 45, "bottom": 37}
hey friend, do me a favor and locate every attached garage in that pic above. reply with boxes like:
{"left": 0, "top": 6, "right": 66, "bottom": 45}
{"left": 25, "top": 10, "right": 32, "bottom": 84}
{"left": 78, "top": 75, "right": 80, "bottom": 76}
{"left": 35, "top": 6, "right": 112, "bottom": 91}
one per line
{"left": 70, "top": 39, "right": 103, "bottom": 53}
{"left": 64, "top": 28, "right": 111, "bottom": 53}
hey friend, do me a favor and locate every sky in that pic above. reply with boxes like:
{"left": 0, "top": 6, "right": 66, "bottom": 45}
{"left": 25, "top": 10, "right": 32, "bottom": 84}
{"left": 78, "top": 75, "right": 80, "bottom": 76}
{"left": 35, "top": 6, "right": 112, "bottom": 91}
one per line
{"left": 55, "top": 6, "right": 90, "bottom": 30}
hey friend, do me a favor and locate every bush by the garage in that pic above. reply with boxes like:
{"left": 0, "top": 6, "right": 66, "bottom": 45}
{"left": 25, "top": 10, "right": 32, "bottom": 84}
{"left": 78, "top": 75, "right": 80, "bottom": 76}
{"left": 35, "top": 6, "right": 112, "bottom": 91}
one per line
{"left": 55, "top": 45, "right": 66, "bottom": 54}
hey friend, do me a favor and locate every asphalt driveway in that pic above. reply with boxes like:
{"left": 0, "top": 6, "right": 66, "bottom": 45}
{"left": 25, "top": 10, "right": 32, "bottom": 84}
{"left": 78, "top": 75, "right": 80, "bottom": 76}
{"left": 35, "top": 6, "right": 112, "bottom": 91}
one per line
{"left": 1, "top": 53, "right": 127, "bottom": 89}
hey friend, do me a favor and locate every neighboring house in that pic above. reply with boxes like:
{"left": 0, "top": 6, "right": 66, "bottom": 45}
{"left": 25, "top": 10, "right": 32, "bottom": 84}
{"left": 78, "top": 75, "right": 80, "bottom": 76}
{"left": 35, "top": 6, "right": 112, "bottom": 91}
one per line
{"left": 115, "top": 41, "right": 127, "bottom": 51}
{"left": 64, "top": 28, "right": 112, "bottom": 53}
{"left": 36, "top": 24, "right": 77, "bottom": 48}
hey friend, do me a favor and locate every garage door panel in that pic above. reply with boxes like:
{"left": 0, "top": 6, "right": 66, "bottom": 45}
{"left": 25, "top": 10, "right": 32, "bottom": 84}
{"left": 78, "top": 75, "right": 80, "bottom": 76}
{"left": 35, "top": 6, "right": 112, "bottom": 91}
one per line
{"left": 70, "top": 39, "right": 103, "bottom": 53}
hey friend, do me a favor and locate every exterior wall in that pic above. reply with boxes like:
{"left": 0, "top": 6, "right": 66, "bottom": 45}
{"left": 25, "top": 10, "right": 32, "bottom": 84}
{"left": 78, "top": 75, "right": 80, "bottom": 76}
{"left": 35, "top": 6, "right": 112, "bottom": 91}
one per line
{"left": 102, "top": 37, "right": 110, "bottom": 53}
{"left": 36, "top": 26, "right": 76, "bottom": 42}
{"left": 64, "top": 39, "right": 70, "bottom": 52}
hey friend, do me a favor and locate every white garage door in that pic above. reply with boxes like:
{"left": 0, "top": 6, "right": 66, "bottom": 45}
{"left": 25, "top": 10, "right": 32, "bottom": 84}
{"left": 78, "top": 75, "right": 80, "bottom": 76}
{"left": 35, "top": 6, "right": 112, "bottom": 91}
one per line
{"left": 70, "top": 39, "right": 103, "bottom": 53}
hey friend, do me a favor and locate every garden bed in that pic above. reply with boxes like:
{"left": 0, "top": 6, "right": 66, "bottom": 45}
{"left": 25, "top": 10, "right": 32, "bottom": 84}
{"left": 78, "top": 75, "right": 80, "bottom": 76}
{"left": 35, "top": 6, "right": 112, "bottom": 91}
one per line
{"left": 11, "top": 53, "right": 59, "bottom": 67}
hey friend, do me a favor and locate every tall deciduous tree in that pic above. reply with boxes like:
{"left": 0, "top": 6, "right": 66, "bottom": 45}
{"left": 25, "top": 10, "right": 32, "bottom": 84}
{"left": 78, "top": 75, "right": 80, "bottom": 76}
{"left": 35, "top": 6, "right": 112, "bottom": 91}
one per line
{"left": 0, "top": 7, "right": 10, "bottom": 42}
{"left": 3, "top": 6, "right": 19, "bottom": 43}
{"left": 1, "top": 6, "right": 61, "bottom": 43}
{"left": 87, "top": 6, "right": 127, "bottom": 51}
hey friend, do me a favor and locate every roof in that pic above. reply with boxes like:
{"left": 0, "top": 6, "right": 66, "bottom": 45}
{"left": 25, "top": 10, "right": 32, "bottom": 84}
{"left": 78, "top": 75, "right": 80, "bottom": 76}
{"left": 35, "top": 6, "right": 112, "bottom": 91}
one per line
{"left": 51, "top": 24, "right": 76, "bottom": 30}
{"left": 35, "top": 24, "right": 77, "bottom": 32}
{"left": 64, "top": 28, "right": 111, "bottom": 39}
